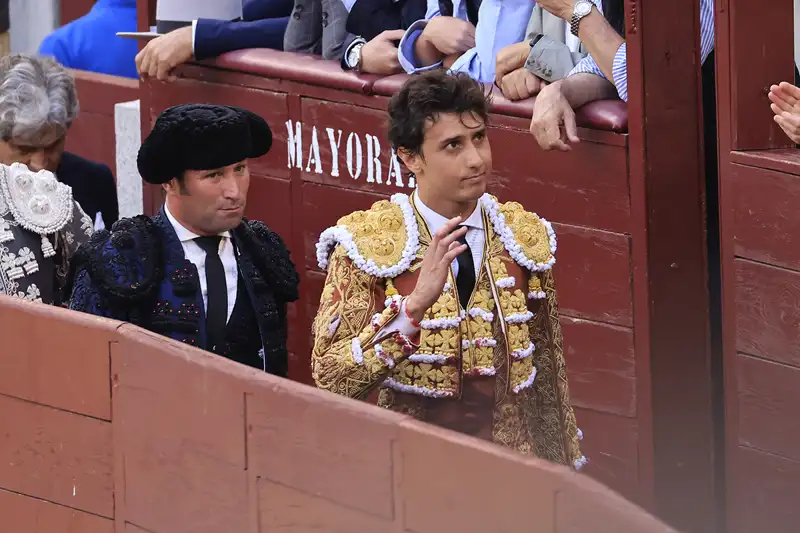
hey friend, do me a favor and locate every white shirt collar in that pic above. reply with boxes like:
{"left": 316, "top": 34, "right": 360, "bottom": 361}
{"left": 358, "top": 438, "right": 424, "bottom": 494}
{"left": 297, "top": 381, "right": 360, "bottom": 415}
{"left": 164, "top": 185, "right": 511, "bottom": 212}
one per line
{"left": 413, "top": 192, "right": 484, "bottom": 235}
{"left": 164, "top": 203, "right": 231, "bottom": 243}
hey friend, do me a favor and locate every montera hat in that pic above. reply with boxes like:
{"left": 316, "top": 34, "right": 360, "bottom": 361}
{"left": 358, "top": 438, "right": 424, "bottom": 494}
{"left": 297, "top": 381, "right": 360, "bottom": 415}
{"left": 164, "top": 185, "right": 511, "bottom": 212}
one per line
{"left": 137, "top": 104, "right": 272, "bottom": 185}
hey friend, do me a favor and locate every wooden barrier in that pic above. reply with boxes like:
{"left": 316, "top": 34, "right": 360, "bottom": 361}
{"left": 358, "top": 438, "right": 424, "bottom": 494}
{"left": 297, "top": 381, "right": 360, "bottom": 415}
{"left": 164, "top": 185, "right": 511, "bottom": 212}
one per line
{"left": 66, "top": 69, "right": 139, "bottom": 178}
{"left": 0, "top": 295, "right": 675, "bottom": 533}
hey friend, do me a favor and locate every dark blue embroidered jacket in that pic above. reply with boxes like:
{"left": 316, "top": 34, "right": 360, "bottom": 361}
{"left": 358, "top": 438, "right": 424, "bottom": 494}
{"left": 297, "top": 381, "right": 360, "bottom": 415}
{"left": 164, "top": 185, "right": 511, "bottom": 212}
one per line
{"left": 66, "top": 210, "right": 299, "bottom": 377}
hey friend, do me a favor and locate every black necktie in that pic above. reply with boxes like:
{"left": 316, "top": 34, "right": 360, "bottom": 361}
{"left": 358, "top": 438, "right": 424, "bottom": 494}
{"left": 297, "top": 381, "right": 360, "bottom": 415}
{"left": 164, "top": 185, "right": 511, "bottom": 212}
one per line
{"left": 455, "top": 234, "right": 476, "bottom": 308}
{"left": 195, "top": 235, "right": 227, "bottom": 351}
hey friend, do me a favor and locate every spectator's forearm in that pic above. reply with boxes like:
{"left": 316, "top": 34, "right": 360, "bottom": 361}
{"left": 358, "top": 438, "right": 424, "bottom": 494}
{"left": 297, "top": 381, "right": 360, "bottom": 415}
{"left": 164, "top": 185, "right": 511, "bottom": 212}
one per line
{"left": 414, "top": 32, "right": 444, "bottom": 67}
{"left": 575, "top": 10, "right": 624, "bottom": 82}
{"left": 559, "top": 73, "right": 619, "bottom": 108}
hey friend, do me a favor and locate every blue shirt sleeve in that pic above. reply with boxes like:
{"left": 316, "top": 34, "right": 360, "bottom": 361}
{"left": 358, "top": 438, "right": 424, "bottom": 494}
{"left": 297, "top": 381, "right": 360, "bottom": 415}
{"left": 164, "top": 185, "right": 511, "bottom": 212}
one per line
{"left": 399, "top": 0, "right": 533, "bottom": 82}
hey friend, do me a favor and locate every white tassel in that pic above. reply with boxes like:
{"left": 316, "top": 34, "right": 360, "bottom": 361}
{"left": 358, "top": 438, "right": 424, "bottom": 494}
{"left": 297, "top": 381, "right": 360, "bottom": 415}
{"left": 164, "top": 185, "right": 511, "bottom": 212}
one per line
{"left": 41, "top": 234, "right": 55, "bottom": 258}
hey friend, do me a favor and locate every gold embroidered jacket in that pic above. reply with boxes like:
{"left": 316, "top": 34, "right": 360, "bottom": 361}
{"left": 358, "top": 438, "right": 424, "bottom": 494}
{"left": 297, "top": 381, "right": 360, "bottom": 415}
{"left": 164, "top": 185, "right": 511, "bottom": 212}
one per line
{"left": 312, "top": 193, "right": 584, "bottom": 468}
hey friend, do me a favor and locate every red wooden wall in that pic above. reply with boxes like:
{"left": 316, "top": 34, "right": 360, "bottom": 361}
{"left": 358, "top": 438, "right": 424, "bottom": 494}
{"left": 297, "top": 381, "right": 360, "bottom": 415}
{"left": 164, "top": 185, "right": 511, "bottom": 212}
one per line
{"left": 0, "top": 295, "right": 677, "bottom": 533}
{"left": 66, "top": 69, "right": 138, "bottom": 178}
{"left": 60, "top": 0, "right": 95, "bottom": 24}
{"left": 716, "top": 1, "right": 800, "bottom": 532}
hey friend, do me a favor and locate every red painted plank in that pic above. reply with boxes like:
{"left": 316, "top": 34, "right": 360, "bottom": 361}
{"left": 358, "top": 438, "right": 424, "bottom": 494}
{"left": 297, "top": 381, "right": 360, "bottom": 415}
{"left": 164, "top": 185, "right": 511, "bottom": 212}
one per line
{"left": 297, "top": 99, "right": 631, "bottom": 234}
{"left": 727, "top": 446, "right": 800, "bottom": 533}
{"left": 112, "top": 326, "right": 250, "bottom": 533}
{"left": 148, "top": 80, "right": 290, "bottom": 179}
{"left": 0, "top": 488, "right": 114, "bottom": 533}
{"left": 734, "top": 259, "right": 800, "bottom": 366}
{"left": 0, "top": 297, "right": 114, "bottom": 420}
{"left": 488, "top": 127, "right": 630, "bottom": 234}
{"left": 72, "top": 71, "right": 139, "bottom": 115}
{"left": 0, "top": 396, "right": 113, "bottom": 518}
{"left": 297, "top": 99, "right": 414, "bottom": 195}
{"left": 572, "top": 407, "right": 640, "bottom": 505}
{"left": 736, "top": 353, "right": 800, "bottom": 461}
{"left": 244, "top": 174, "right": 293, "bottom": 245}
{"left": 731, "top": 164, "right": 800, "bottom": 270}
{"left": 563, "top": 318, "right": 636, "bottom": 417}
{"left": 554, "top": 224, "right": 632, "bottom": 327}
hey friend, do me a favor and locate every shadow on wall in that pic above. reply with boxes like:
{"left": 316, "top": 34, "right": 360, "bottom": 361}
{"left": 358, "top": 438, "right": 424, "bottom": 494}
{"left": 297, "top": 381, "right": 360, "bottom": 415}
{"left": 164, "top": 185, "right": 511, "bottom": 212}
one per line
{"left": 0, "top": 294, "right": 677, "bottom": 533}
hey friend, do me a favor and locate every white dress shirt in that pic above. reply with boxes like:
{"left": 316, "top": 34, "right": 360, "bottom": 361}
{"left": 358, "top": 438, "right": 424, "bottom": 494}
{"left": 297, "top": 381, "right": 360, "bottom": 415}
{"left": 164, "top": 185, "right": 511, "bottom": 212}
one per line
{"left": 164, "top": 204, "right": 238, "bottom": 322}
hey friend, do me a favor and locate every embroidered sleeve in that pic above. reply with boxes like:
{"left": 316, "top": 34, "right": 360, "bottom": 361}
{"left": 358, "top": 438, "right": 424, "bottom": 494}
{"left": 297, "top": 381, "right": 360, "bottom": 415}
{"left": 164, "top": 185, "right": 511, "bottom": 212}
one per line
{"left": 312, "top": 247, "right": 417, "bottom": 400}
{"left": 527, "top": 270, "right": 586, "bottom": 469}
{"left": 68, "top": 268, "right": 125, "bottom": 320}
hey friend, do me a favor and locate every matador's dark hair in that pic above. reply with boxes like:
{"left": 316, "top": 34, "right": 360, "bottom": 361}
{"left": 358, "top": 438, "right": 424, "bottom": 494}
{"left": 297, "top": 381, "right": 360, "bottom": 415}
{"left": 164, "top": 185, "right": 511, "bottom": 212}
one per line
{"left": 387, "top": 70, "right": 491, "bottom": 156}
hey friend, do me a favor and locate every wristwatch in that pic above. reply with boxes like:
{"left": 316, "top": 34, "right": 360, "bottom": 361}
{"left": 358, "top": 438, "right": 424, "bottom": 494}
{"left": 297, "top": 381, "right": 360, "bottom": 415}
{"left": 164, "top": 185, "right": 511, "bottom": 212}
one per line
{"left": 569, "top": 0, "right": 594, "bottom": 37}
{"left": 346, "top": 40, "right": 366, "bottom": 73}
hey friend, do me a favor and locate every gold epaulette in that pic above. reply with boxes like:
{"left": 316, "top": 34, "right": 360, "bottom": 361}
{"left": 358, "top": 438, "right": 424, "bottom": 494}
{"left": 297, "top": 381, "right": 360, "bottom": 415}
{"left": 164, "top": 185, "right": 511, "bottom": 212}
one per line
{"left": 315, "top": 193, "right": 420, "bottom": 278}
{"left": 481, "top": 194, "right": 557, "bottom": 272}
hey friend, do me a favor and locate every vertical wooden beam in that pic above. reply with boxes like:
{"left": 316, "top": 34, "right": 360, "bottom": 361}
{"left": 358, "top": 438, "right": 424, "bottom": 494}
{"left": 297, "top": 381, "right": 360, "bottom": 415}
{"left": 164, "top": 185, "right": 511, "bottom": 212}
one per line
{"left": 625, "top": 0, "right": 720, "bottom": 531}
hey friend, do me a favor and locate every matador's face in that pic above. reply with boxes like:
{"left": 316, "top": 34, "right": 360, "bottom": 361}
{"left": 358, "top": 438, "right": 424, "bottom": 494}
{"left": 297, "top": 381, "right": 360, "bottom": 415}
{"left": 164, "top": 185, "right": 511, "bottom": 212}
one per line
{"left": 404, "top": 111, "right": 492, "bottom": 207}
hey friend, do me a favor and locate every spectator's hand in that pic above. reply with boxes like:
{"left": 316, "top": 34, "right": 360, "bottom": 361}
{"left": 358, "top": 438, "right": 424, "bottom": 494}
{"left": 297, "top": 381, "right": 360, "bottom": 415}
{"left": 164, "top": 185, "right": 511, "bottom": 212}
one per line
{"left": 498, "top": 67, "right": 546, "bottom": 101}
{"left": 530, "top": 81, "right": 580, "bottom": 151}
{"left": 769, "top": 82, "right": 800, "bottom": 144}
{"left": 360, "top": 30, "right": 405, "bottom": 75}
{"left": 495, "top": 42, "right": 530, "bottom": 83}
{"left": 135, "top": 26, "right": 194, "bottom": 82}
{"left": 423, "top": 17, "right": 476, "bottom": 56}
{"left": 535, "top": 0, "right": 577, "bottom": 20}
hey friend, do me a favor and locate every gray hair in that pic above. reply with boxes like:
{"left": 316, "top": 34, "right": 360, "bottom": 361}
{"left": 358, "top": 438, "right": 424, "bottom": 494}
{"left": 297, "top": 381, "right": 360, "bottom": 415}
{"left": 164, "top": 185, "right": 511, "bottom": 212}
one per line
{"left": 0, "top": 54, "right": 79, "bottom": 145}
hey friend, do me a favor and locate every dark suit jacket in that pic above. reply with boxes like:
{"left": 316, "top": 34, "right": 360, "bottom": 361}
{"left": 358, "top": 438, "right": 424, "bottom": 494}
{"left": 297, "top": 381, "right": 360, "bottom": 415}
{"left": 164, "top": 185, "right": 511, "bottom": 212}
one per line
{"left": 345, "top": 0, "right": 426, "bottom": 41}
{"left": 56, "top": 152, "right": 119, "bottom": 228}
{"left": 194, "top": 0, "right": 294, "bottom": 60}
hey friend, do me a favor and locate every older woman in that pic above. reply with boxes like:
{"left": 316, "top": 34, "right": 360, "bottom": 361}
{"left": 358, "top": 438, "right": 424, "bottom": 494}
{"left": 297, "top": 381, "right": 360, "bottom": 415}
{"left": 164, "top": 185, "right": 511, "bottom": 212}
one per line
{"left": 0, "top": 54, "right": 118, "bottom": 230}
{"left": 0, "top": 54, "right": 95, "bottom": 304}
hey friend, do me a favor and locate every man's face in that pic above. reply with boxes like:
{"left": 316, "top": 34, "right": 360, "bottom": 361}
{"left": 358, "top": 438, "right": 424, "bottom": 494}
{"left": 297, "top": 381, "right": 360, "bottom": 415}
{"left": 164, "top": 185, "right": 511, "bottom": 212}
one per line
{"left": 165, "top": 160, "right": 250, "bottom": 236}
{"left": 0, "top": 131, "right": 67, "bottom": 172}
{"left": 402, "top": 111, "right": 491, "bottom": 206}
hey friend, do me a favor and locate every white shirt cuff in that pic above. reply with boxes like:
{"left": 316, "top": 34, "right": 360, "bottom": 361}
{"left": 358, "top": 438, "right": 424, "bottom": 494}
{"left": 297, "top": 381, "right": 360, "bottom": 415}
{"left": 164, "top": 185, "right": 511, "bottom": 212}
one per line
{"left": 191, "top": 19, "right": 197, "bottom": 55}
{"left": 398, "top": 19, "right": 443, "bottom": 74}
{"left": 377, "top": 299, "right": 421, "bottom": 338}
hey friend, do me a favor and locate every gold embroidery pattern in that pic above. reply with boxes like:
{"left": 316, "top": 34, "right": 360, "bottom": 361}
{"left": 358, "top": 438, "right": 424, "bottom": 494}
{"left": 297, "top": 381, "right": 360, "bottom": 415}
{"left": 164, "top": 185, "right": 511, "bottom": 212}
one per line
{"left": 340, "top": 200, "right": 408, "bottom": 269}
{"left": 499, "top": 201, "right": 555, "bottom": 267}
{"left": 377, "top": 387, "right": 427, "bottom": 420}
{"left": 311, "top": 248, "right": 401, "bottom": 400}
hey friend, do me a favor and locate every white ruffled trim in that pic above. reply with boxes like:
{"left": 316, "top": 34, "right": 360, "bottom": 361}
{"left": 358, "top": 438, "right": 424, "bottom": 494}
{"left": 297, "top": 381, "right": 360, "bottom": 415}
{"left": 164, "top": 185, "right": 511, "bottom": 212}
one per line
{"left": 462, "top": 337, "right": 498, "bottom": 349}
{"left": 480, "top": 194, "right": 556, "bottom": 272}
{"left": 370, "top": 313, "right": 383, "bottom": 330}
{"left": 506, "top": 311, "right": 534, "bottom": 324}
{"left": 474, "top": 366, "right": 497, "bottom": 376}
{"left": 374, "top": 344, "right": 395, "bottom": 369}
{"left": 511, "top": 342, "right": 535, "bottom": 360}
{"left": 577, "top": 428, "right": 583, "bottom": 441}
{"left": 527, "top": 290, "right": 546, "bottom": 300}
{"left": 495, "top": 276, "right": 516, "bottom": 289}
{"left": 351, "top": 337, "right": 364, "bottom": 364}
{"left": 512, "top": 366, "right": 537, "bottom": 393}
{"left": 409, "top": 353, "right": 453, "bottom": 364}
{"left": 468, "top": 307, "right": 495, "bottom": 322}
{"left": 384, "top": 377, "right": 454, "bottom": 398}
{"left": 316, "top": 193, "right": 420, "bottom": 277}
{"left": 443, "top": 282, "right": 452, "bottom": 292}
{"left": 421, "top": 315, "right": 463, "bottom": 330}
{"left": 574, "top": 456, "right": 589, "bottom": 470}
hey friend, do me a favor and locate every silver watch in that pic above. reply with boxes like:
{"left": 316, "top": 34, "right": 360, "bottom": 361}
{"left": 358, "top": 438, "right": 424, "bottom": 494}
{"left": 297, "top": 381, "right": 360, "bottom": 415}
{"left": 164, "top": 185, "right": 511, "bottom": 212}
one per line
{"left": 347, "top": 42, "right": 366, "bottom": 72}
{"left": 569, "top": 0, "right": 594, "bottom": 36}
